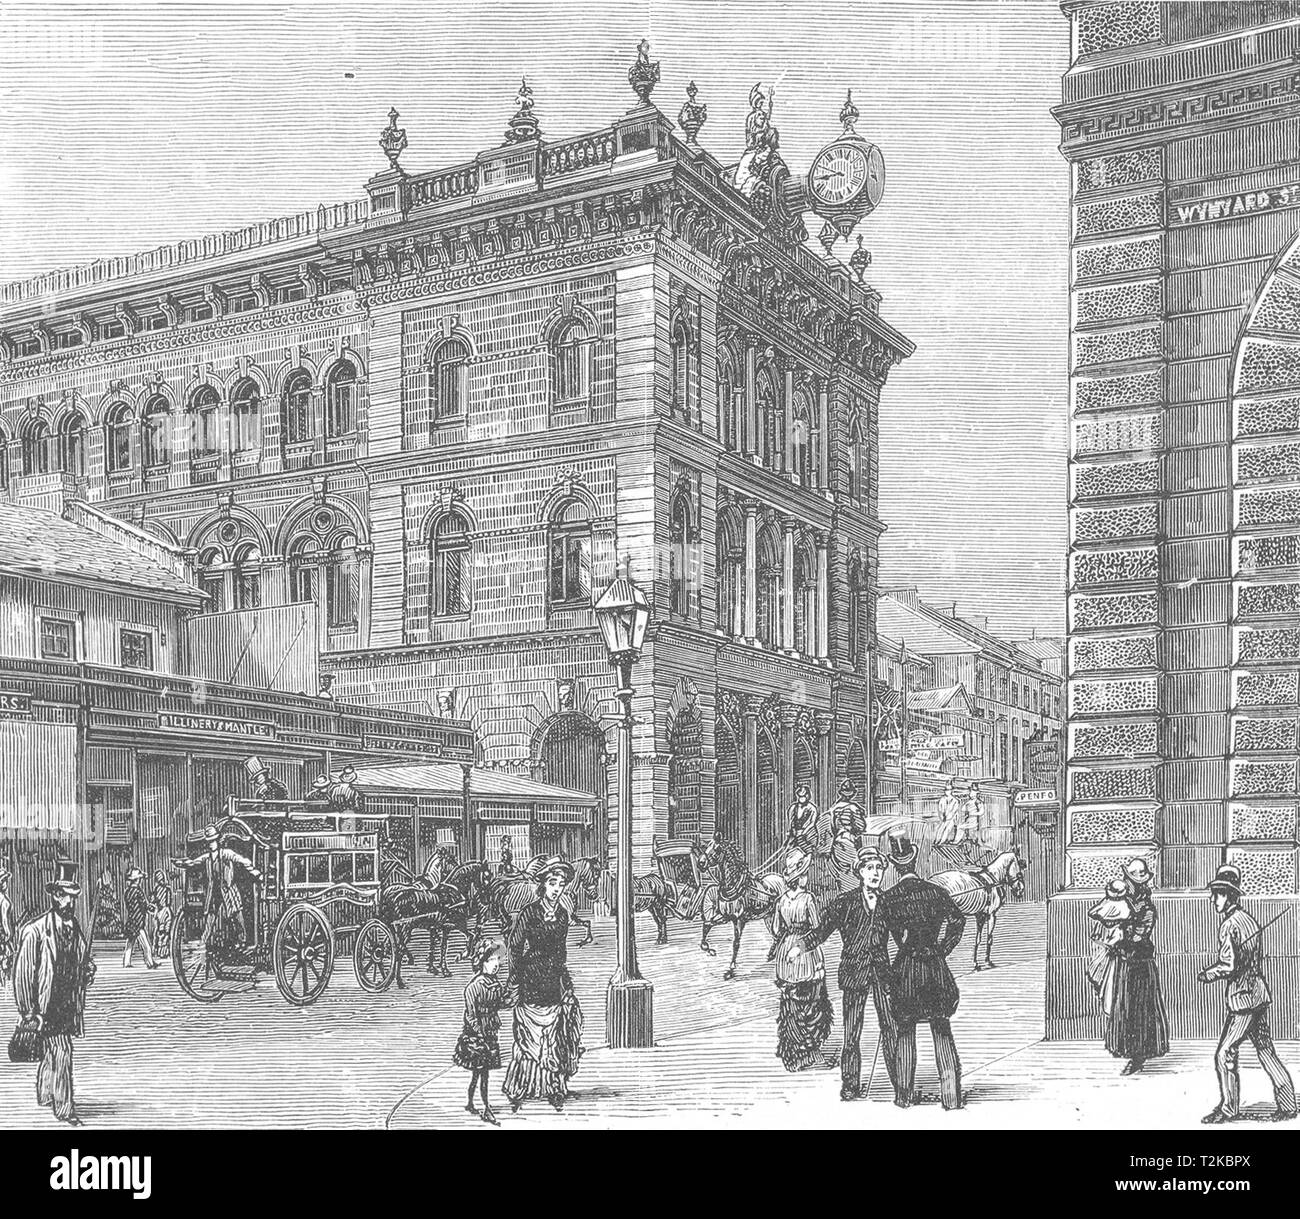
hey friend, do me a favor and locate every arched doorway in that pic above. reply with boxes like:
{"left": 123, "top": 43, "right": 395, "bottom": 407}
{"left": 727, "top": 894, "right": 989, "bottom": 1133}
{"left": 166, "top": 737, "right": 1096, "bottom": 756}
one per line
{"left": 667, "top": 707, "right": 703, "bottom": 840}
{"left": 715, "top": 718, "right": 742, "bottom": 848}
{"left": 846, "top": 738, "right": 869, "bottom": 796}
{"left": 531, "top": 711, "right": 605, "bottom": 864}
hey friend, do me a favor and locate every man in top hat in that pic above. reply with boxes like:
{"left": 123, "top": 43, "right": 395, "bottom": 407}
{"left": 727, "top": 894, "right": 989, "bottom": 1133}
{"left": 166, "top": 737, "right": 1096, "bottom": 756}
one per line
{"left": 120, "top": 866, "right": 158, "bottom": 970}
{"left": 799, "top": 845, "right": 901, "bottom": 1103}
{"left": 245, "top": 755, "right": 289, "bottom": 804}
{"left": 1198, "top": 865, "right": 1297, "bottom": 1124}
{"left": 826, "top": 781, "right": 870, "bottom": 895}
{"left": 12, "top": 860, "right": 97, "bottom": 1126}
{"left": 0, "top": 864, "right": 16, "bottom": 982}
{"left": 172, "top": 826, "right": 262, "bottom": 953}
{"left": 881, "top": 828, "right": 967, "bottom": 1109}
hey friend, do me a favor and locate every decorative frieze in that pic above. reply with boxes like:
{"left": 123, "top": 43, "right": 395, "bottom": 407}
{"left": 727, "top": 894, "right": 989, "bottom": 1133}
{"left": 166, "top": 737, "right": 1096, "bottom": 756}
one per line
{"left": 1071, "top": 676, "right": 1158, "bottom": 715}
{"left": 1073, "top": 369, "right": 1162, "bottom": 413}
{"left": 1072, "top": 721, "right": 1158, "bottom": 759}
{"left": 1070, "top": 590, "right": 1159, "bottom": 632}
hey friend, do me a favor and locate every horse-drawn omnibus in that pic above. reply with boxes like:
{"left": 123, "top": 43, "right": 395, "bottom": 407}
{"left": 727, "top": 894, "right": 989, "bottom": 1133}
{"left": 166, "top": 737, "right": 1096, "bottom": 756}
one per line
{"left": 171, "top": 797, "right": 449, "bottom": 1005}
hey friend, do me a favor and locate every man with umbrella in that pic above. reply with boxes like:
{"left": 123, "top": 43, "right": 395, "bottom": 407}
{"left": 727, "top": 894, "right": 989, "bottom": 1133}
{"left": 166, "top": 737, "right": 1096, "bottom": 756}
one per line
{"left": 12, "top": 860, "right": 97, "bottom": 1126}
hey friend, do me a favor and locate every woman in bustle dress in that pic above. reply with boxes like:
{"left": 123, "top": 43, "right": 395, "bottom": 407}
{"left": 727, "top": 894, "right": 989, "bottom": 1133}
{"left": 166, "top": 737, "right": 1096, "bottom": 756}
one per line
{"left": 1105, "top": 858, "right": 1169, "bottom": 1074}
{"left": 771, "top": 850, "right": 833, "bottom": 1071}
{"left": 502, "top": 858, "right": 584, "bottom": 1112}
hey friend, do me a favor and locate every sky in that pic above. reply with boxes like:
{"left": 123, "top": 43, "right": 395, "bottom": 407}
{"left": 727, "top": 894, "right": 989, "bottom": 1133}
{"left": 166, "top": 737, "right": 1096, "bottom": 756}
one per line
{"left": 0, "top": 0, "right": 1070, "bottom": 638}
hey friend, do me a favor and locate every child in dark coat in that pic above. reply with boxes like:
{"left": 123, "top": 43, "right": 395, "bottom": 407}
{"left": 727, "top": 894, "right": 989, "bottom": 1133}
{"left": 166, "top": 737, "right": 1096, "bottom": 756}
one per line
{"left": 453, "top": 939, "right": 507, "bottom": 1125}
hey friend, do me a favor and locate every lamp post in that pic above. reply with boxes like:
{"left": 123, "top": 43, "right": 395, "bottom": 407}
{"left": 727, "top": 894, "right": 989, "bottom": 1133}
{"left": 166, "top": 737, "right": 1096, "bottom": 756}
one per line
{"left": 594, "top": 566, "right": 654, "bottom": 1049}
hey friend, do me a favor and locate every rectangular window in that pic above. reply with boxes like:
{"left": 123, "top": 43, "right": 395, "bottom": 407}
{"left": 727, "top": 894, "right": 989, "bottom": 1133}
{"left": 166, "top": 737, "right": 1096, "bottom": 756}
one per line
{"left": 18, "top": 338, "right": 41, "bottom": 358}
{"left": 278, "top": 285, "right": 307, "bottom": 305}
{"left": 120, "top": 628, "right": 154, "bottom": 670}
{"left": 39, "top": 617, "right": 74, "bottom": 660}
{"left": 144, "top": 314, "right": 167, "bottom": 331}
{"left": 229, "top": 295, "right": 257, "bottom": 314}
{"left": 434, "top": 548, "right": 469, "bottom": 616}
{"left": 102, "top": 321, "right": 126, "bottom": 340}
{"left": 188, "top": 303, "right": 214, "bottom": 323}
{"left": 432, "top": 362, "right": 467, "bottom": 424}
{"left": 52, "top": 331, "right": 83, "bottom": 350}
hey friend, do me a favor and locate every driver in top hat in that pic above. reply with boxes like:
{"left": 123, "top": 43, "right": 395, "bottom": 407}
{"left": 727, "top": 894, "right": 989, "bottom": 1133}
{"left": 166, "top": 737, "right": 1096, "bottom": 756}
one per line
{"left": 172, "top": 826, "right": 263, "bottom": 952}
{"left": 13, "top": 860, "right": 97, "bottom": 1126}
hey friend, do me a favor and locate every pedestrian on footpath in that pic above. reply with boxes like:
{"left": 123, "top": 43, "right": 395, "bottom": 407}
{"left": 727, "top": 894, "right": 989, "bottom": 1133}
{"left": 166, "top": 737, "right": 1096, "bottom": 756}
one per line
{"left": 799, "top": 846, "right": 900, "bottom": 1103}
{"left": 826, "top": 781, "right": 869, "bottom": 894}
{"left": 1198, "top": 865, "right": 1297, "bottom": 1125}
{"left": 933, "top": 780, "right": 963, "bottom": 864}
{"left": 454, "top": 939, "right": 507, "bottom": 1126}
{"left": 121, "top": 867, "right": 158, "bottom": 969}
{"left": 151, "top": 870, "right": 174, "bottom": 959}
{"left": 12, "top": 860, "right": 97, "bottom": 1127}
{"left": 771, "top": 849, "right": 834, "bottom": 1072}
{"left": 881, "top": 829, "right": 966, "bottom": 1110}
{"left": 0, "top": 866, "right": 17, "bottom": 984}
{"left": 1105, "top": 858, "right": 1169, "bottom": 1076}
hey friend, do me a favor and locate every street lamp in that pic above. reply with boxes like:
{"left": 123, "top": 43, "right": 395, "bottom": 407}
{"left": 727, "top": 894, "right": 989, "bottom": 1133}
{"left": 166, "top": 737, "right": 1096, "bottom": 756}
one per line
{"left": 594, "top": 565, "right": 654, "bottom": 1049}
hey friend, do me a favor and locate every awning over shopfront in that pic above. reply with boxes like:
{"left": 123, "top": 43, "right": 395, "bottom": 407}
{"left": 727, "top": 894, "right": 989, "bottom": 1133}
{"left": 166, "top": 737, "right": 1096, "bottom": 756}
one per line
{"left": 350, "top": 763, "right": 601, "bottom": 808}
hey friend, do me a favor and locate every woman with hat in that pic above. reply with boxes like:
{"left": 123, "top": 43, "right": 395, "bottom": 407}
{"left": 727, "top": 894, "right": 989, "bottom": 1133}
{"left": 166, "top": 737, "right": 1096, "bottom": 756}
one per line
{"left": 1086, "top": 879, "right": 1132, "bottom": 1021}
{"left": 826, "top": 781, "right": 870, "bottom": 895}
{"left": 771, "top": 849, "right": 834, "bottom": 1071}
{"left": 502, "top": 857, "right": 584, "bottom": 1112}
{"left": 783, "top": 786, "right": 834, "bottom": 908}
{"left": 1105, "top": 858, "right": 1169, "bottom": 1075}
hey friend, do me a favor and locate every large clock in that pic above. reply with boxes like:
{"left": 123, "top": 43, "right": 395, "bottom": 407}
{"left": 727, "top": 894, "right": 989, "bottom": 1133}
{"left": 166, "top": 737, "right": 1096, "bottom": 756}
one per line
{"left": 809, "top": 140, "right": 885, "bottom": 213}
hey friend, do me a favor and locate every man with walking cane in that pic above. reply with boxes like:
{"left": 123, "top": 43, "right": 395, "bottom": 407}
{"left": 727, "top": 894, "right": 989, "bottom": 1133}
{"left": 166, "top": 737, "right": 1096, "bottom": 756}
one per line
{"left": 1198, "top": 864, "right": 1297, "bottom": 1124}
{"left": 11, "top": 860, "right": 98, "bottom": 1126}
{"left": 797, "top": 846, "right": 900, "bottom": 1103}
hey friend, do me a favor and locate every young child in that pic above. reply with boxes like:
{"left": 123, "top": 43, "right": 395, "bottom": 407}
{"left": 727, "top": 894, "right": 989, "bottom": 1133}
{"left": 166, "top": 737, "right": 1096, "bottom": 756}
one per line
{"left": 1087, "top": 878, "right": 1132, "bottom": 1018}
{"left": 453, "top": 939, "right": 507, "bottom": 1126}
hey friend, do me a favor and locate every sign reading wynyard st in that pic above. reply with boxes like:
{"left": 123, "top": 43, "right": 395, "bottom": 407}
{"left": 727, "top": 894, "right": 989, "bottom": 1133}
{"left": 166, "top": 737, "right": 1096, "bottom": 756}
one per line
{"left": 1170, "top": 183, "right": 1300, "bottom": 226}
{"left": 157, "top": 711, "right": 277, "bottom": 739}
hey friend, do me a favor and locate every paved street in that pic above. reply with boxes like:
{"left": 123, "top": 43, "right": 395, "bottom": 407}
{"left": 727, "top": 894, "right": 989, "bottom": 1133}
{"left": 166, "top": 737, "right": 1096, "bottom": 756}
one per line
{"left": 0, "top": 902, "right": 1295, "bottom": 1129}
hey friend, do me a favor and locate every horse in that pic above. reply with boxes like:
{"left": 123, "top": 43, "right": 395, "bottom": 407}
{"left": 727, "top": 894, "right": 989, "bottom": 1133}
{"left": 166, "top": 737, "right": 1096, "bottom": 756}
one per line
{"left": 479, "top": 856, "right": 603, "bottom": 946}
{"left": 377, "top": 850, "right": 490, "bottom": 980}
{"left": 928, "top": 847, "right": 1026, "bottom": 971}
{"left": 696, "top": 837, "right": 784, "bottom": 981}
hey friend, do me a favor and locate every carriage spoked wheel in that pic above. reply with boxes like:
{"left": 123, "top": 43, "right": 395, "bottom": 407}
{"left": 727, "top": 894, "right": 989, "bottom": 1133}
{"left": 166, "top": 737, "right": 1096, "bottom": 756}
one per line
{"left": 272, "top": 903, "right": 336, "bottom": 1006}
{"left": 172, "top": 918, "right": 233, "bottom": 1003}
{"left": 353, "top": 918, "right": 398, "bottom": 993}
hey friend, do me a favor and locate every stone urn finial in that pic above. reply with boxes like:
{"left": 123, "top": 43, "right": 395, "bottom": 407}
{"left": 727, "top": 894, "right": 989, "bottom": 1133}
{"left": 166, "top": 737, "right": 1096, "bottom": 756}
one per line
{"left": 379, "top": 107, "right": 407, "bottom": 171}
{"left": 505, "top": 76, "right": 540, "bottom": 143}
{"left": 678, "top": 80, "right": 707, "bottom": 146}
{"left": 628, "top": 38, "right": 660, "bottom": 106}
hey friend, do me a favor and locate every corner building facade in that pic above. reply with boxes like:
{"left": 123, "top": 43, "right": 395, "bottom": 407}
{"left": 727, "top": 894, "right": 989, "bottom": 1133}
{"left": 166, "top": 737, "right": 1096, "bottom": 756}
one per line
{"left": 1054, "top": 1, "right": 1300, "bottom": 1039}
{"left": 0, "top": 90, "right": 912, "bottom": 875}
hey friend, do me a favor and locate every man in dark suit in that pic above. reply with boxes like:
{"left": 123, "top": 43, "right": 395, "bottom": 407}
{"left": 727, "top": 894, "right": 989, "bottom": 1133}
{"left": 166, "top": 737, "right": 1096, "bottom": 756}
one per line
{"left": 800, "top": 846, "right": 901, "bottom": 1103}
{"left": 881, "top": 829, "right": 966, "bottom": 1110}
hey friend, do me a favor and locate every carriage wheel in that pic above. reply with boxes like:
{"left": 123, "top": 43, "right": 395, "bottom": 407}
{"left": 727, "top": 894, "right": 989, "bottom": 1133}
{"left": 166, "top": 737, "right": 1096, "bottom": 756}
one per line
{"left": 353, "top": 919, "right": 398, "bottom": 993}
{"left": 172, "top": 915, "right": 226, "bottom": 1003}
{"left": 273, "top": 903, "right": 335, "bottom": 1006}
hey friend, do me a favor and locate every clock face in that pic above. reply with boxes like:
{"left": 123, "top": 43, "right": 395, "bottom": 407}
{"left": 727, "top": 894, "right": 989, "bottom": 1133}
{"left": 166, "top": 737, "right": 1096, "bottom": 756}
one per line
{"left": 810, "top": 141, "right": 885, "bottom": 212}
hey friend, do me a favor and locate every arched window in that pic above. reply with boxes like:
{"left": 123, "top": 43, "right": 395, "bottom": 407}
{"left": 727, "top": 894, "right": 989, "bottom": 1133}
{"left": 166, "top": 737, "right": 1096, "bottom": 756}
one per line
{"left": 719, "top": 362, "right": 738, "bottom": 452}
{"left": 668, "top": 490, "right": 696, "bottom": 619}
{"left": 671, "top": 318, "right": 693, "bottom": 424}
{"left": 794, "top": 545, "right": 815, "bottom": 655}
{"left": 430, "top": 511, "right": 471, "bottom": 618}
{"left": 141, "top": 396, "right": 171, "bottom": 470}
{"left": 757, "top": 369, "right": 779, "bottom": 470}
{"left": 289, "top": 537, "right": 320, "bottom": 605}
{"left": 232, "top": 544, "right": 262, "bottom": 611}
{"left": 429, "top": 338, "right": 469, "bottom": 427}
{"left": 229, "top": 378, "right": 261, "bottom": 457}
{"left": 60, "top": 412, "right": 86, "bottom": 477}
{"left": 326, "top": 362, "right": 357, "bottom": 438}
{"left": 716, "top": 510, "right": 742, "bottom": 637}
{"left": 326, "top": 533, "right": 359, "bottom": 629}
{"left": 198, "top": 547, "right": 226, "bottom": 610}
{"left": 189, "top": 386, "right": 221, "bottom": 458}
{"left": 550, "top": 320, "right": 593, "bottom": 410}
{"left": 756, "top": 526, "right": 782, "bottom": 649}
{"left": 548, "top": 500, "right": 592, "bottom": 607}
{"left": 791, "top": 397, "right": 812, "bottom": 488}
{"left": 21, "top": 419, "right": 52, "bottom": 476}
{"left": 282, "top": 370, "right": 313, "bottom": 446}
{"left": 0, "top": 428, "right": 9, "bottom": 490}
{"left": 846, "top": 420, "right": 862, "bottom": 500}
{"left": 104, "top": 402, "right": 133, "bottom": 473}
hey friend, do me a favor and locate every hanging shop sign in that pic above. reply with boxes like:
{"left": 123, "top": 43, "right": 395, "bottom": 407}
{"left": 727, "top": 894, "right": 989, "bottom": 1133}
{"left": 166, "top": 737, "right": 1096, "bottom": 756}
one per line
{"left": 0, "top": 692, "right": 33, "bottom": 718}
{"left": 1016, "top": 788, "right": 1058, "bottom": 806}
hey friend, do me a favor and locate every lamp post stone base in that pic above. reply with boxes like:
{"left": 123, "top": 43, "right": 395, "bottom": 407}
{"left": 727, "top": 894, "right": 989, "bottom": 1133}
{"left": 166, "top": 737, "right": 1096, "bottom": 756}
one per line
{"left": 606, "top": 976, "right": 654, "bottom": 1049}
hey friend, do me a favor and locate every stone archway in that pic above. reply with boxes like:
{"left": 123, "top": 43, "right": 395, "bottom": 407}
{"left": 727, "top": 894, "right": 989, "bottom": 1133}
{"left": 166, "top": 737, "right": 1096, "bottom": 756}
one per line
{"left": 530, "top": 711, "right": 607, "bottom": 861}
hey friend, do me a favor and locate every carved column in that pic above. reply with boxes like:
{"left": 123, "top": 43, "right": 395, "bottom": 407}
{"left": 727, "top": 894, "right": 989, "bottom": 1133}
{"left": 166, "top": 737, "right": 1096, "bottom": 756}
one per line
{"left": 742, "top": 498, "right": 759, "bottom": 643}
{"left": 312, "top": 387, "right": 327, "bottom": 466}
{"left": 782, "top": 358, "right": 796, "bottom": 477}
{"left": 779, "top": 703, "right": 798, "bottom": 817}
{"left": 814, "top": 711, "right": 835, "bottom": 812}
{"left": 782, "top": 520, "right": 796, "bottom": 652}
{"left": 742, "top": 698, "right": 760, "bottom": 862}
{"left": 817, "top": 380, "right": 830, "bottom": 490}
{"left": 814, "top": 530, "right": 830, "bottom": 661}
{"left": 744, "top": 339, "right": 758, "bottom": 458}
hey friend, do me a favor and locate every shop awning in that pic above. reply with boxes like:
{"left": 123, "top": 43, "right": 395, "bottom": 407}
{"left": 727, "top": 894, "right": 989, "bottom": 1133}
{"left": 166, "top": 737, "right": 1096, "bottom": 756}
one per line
{"left": 350, "top": 763, "right": 601, "bottom": 808}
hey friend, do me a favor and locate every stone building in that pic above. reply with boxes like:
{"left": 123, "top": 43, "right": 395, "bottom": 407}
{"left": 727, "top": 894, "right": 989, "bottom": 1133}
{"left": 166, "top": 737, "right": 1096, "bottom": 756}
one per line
{"left": 0, "top": 55, "right": 912, "bottom": 874}
{"left": 1054, "top": 0, "right": 1300, "bottom": 1038}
